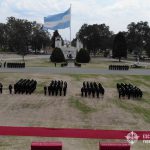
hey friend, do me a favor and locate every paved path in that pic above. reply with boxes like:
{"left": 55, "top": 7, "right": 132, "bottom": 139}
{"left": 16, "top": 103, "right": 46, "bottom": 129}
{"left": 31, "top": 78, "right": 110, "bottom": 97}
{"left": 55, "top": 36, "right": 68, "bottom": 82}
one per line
{"left": 0, "top": 67, "right": 150, "bottom": 75}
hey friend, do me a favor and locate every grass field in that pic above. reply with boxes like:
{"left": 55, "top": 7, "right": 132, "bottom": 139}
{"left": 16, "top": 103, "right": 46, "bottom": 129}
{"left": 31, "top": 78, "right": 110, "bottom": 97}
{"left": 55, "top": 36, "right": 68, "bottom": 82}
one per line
{"left": 3, "top": 54, "right": 150, "bottom": 69}
{"left": 0, "top": 73, "right": 150, "bottom": 150}
{"left": 27, "top": 58, "right": 150, "bottom": 69}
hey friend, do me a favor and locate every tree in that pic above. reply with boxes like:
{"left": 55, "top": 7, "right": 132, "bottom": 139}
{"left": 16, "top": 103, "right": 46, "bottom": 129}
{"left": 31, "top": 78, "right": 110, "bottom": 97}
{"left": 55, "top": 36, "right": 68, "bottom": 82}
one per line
{"left": 50, "top": 48, "right": 65, "bottom": 66}
{"left": 31, "top": 23, "right": 50, "bottom": 54}
{"left": 6, "top": 17, "right": 32, "bottom": 60}
{"left": 145, "top": 41, "right": 150, "bottom": 57}
{"left": 71, "top": 38, "right": 77, "bottom": 47}
{"left": 76, "top": 48, "right": 90, "bottom": 63}
{"left": 0, "top": 17, "right": 51, "bottom": 56}
{"left": 113, "top": 32, "right": 127, "bottom": 62}
{"left": 0, "top": 23, "right": 8, "bottom": 51}
{"left": 127, "top": 21, "right": 150, "bottom": 57}
{"left": 77, "top": 23, "right": 113, "bottom": 55}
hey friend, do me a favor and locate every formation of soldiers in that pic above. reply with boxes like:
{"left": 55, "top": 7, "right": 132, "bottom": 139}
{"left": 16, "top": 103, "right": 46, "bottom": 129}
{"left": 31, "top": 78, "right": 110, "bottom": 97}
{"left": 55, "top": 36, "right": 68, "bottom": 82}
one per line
{"left": 14, "top": 79, "right": 37, "bottom": 94}
{"left": 109, "top": 65, "right": 129, "bottom": 70}
{"left": 117, "top": 83, "right": 143, "bottom": 99}
{"left": 0, "top": 80, "right": 144, "bottom": 100}
{"left": 44, "top": 80, "right": 67, "bottom": 96}
{"left": 81, "top": 81, "right": 105, "bottom": 98}
{"left": 7, "top": 62, "right": 25, "bottom": 68}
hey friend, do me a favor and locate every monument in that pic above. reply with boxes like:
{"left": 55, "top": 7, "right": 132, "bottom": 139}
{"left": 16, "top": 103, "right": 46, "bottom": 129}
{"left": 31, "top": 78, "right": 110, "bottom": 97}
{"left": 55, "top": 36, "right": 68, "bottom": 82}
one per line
{"left": 55, "top": 36, "right": 83, "bottom": 60}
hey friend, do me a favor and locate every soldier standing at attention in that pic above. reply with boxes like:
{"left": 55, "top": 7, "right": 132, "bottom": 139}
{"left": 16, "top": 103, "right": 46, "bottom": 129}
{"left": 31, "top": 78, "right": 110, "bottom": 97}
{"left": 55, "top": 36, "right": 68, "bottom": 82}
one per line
{"left": 4, "top": 61, "right": 6, "bottom": 68}
{"left": 44, "top": 85, "right": 47, "bottom": 96}
{"left": 0, "top": 83, "right": 3, "bottom": 94}
{"left": 81, "top": 87, "right": 84, "bottom": 97}
{"left": 9, "top": 84, "right": 13, "bottom": 94}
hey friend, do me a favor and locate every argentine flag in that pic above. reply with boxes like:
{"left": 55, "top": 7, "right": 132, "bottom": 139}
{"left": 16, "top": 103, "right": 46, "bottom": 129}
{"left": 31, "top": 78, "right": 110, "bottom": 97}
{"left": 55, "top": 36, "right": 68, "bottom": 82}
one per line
{"left": 44, "top": 8, "right": 71, "bottom": 30}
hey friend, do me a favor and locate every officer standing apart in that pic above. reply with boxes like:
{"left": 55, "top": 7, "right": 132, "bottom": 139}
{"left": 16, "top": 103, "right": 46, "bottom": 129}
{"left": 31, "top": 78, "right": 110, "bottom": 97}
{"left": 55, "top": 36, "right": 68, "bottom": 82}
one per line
{"left": 9, "top": 84, "right": 13, "bottom": 94}
{"left": 4, "top": 61, "right": 6, "bottom": 68}
{"left": 0, "top": 83, "right": 3, "bottom": 94}
{"left": 44, "top": 85, "right": 47, "bottom": 95}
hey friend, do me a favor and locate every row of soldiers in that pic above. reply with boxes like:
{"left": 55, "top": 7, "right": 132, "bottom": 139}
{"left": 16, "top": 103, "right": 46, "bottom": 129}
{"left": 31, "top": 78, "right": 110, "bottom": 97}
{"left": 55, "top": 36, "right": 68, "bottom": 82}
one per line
{"left": 0, "top": 82, "right": 13, "bottom": 94}
{"left": 44, "top": 80, "right": 67, "bottom": 96}
{"left": 81, "top": 81, "right": 105, "bottom": 98}
{"left": 109, "top": 65, "right": 129, "bottom": 70}
{"left": 117, "top": 83, "right": 143, "bottom": 99}
{"left": 7, "top": 62, "right": 25, "bottom": 68}
{"left": 14, "top": 79, "right": 37, "bottom": 94}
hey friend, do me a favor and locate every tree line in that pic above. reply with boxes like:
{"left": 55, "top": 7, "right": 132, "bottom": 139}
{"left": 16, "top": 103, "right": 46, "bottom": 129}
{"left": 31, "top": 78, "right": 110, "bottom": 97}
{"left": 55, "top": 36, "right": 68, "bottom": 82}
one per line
{"left": 75, "top": 21, "right": 150, "bottom": 58}
{"left": 1, "top": 17, "right": 150, "bottom": 60}
{"left": 0, "top": 17, "right": 51, "bottom": 59}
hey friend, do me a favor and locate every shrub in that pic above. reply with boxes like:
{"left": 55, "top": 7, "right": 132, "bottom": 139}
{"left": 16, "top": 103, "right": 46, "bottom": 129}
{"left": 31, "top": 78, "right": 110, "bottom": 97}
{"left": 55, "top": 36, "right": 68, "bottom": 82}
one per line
{"left": 76, "top": 48, "right": 90, "bottom": 63}
{"left": 112, "top": 32, "right": 127, "bottom": 61}
{"left": 50, "top": 48, "right": 65, "bottom": 63}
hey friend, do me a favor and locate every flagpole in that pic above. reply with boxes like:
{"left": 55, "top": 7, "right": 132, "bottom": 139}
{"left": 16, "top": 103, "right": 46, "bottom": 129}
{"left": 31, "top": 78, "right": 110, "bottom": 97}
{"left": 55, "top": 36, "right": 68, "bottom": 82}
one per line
{"left": 70, "top": 4, "right": 72, "bottom": 45}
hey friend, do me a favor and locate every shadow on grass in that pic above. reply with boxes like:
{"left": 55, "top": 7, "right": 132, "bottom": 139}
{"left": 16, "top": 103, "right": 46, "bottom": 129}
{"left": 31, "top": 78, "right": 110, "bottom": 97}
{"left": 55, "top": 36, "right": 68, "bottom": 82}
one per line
{"left": 68, "top": 74, "right": 99, "bottom": 81}
{"left": 113, "top": 99, "right": 150, "bottom": 123}
{"left": 69, "top": 97, "right": 97, "bottom": 114}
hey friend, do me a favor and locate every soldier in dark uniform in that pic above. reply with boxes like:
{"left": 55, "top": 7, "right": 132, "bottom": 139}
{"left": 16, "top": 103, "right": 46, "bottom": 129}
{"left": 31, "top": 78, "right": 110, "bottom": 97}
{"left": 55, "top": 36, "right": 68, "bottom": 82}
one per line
{"left": 139, "top": 90, "right": 143, "bottom": 98}
{"left": 81, "top": 87, "right": 84, "bottom": 97}
{"left": 0, "top": 83, "right": 3, "bottom": 94}
{"left": 9, "top": 84, "right": 13, "bottom": 94}
{"left": 84, "top": 87, "right": 87, "bottom": 97}
{"left": 83, "top": 81, "right": 86, "bottom": 88}
{"left": 118, "top": 88, "right": 122, "bottom": 99}
{"left": 63, "top": 82, "right": 67, "bottom": 96}
{"left": 63, "top": 86, "right": 67, "bottom": 96}
{"left": 87, "top": 82, "right": 89, "bottom": 88}
{"left": 59, "top": 85, "right": 62, "bottom": 96}
{"left": 4, "top": 61, "right": 6, "bottom": 68}
{"left": 92, "top": 87, "right": 95, "bottom": 98}
{"left": 64, "top": 81, "right": 67, "bottom": 88}
{"left": 54, "top": 80, "right": 57, "bottom": 86}
{"left": 55, "top": 85, "right": 58, "bottom": 96}
{"left": 52, "top": 84, "right": 55, "bottom": 96}
{"left": 101, "top": 87, "right": 105, "bottom": 96}
{"left": 96, "top": 88, "right": 99, "bottom": 98}
{"left": 44, "top": 85, "right": 47, "bottom": 95}
{"left": 127, "top": 88, "right": 131, "bottom": 99}
{"left": 88, "top": 86, "right": 91, "bottom": 97}
{"left": 48, "top": 85, "right": 51, "bottom": 95}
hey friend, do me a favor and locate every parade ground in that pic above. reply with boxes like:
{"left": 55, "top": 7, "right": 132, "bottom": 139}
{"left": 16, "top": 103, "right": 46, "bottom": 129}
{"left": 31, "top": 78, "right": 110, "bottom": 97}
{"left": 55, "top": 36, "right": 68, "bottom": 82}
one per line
{"left": 0, "top": 70, "right": 150, "bottom": 149}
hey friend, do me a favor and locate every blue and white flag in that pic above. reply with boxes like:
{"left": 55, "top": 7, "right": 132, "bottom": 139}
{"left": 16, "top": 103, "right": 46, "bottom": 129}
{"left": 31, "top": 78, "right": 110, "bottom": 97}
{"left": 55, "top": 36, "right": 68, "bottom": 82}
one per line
{"left": 44, "top": 8, "right": 71, "bottom": 30}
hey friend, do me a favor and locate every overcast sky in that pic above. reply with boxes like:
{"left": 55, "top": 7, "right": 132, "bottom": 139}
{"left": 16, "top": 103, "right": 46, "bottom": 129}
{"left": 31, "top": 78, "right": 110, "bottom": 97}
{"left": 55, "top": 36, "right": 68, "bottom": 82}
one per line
{"left": 0, "top": 0, "right": 150, "bottom": 40}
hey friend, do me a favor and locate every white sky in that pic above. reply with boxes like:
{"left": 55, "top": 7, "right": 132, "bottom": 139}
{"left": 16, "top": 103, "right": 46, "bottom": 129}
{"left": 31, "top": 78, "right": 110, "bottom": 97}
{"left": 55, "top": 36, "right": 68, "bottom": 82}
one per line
{"left": 0, "top": 0, "right": 150, "bottom": 40}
